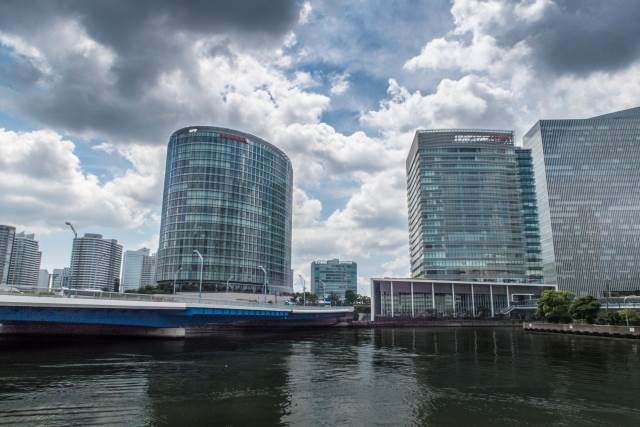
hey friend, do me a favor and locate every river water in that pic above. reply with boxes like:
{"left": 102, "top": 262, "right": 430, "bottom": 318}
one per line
{"left": 0, "top": 327, "right": 638, "bottom": 426}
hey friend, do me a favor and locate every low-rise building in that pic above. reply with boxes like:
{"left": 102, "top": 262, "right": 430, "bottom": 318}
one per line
{"left": 370, "top": 278, "right": 556, "bottom": 321}
{"left": 311, "top": 259, "right": 357, "bottom": 300}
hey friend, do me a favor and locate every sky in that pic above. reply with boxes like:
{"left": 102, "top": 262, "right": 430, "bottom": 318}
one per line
{"left": 1, "top": 0, "right": 640, "bottom": 295}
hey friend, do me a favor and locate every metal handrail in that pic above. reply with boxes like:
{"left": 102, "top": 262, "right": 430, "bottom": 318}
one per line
{"left": 0, "top": 286, "right": 347, "bottom": 311}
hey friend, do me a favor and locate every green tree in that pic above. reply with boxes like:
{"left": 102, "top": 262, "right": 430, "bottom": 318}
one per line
{"left": 344, "top": 290, "right": 358, "bottom": 305}
{"left": 537, "top": 290, "right": 574, "bottom": 323}
{"left": 328, "top": 292, "right": 341, "bottom": 306}
{"left": 569, "top": 295, "right": 601, "bottom": 324}
{"left": 356, "top": 295, "right": 371, "bottom": 305}
{"left": 290, "top": 292, "right": 319, "bottom": 305}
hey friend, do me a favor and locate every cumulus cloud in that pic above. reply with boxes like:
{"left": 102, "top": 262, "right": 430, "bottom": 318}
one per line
{"left": 361, "top": 76, "right": 514, "bottom": 139}
{"left": 3, "top": 0, "right": 640, "bottom": 284}
{"left": 292, "top": 167, "right": 410, "bottom": 284}
{"left": 0, "top": 128, "right": 156, "bottom": 232}
{"left": 401, "top": 0, "right": 640, "bottom": 137}
{"left": 0, "top": 0, "right": 302, "bottom": 143}
{"left": 329, "top": 72, "right": 350, "bottom": 95}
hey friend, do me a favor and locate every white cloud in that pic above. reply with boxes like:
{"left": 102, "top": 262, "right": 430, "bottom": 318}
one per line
{"left": 404, "top": 35, "right": 502, "bottom": 72}
{"left": 298, "top": 1, "right": 313, "bottom": 25}
{"left": 401, "top": 0, "right": 640, "bottom": 138}
{"left": 329, "top": 72, "right": 350, "bottom": 95}
{"left": 361, "top": 76, "right": 514, "bottom": 139}
{"left": 0, "top": 128, "right": 156, "bottom": 233}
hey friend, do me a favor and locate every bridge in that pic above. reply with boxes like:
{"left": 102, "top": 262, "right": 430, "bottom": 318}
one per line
{"left": 0, "top": 289, "right": 353, "bottom": 338}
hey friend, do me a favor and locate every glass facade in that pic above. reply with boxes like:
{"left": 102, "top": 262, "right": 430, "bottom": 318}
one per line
{"left": 156, "top": 127, "right": 293, "bottom": 294}
{"left": 523, "top": 107, "right": 640, "bottom": 296}
{"left": 371, "top": 278, "right": 556, "bottom": 320}
{"left": 516, "top": 148, "right": 544, "bottom": 283}
{"left": 310, "top": 259, "right": 357, "bottom": 300}
{"left": 407, "top": 129, "right": 527, "bottom": 282}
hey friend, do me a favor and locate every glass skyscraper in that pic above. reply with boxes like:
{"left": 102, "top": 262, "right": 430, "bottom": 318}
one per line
{"left": 516, "top": 148, "right": 544, "bottom": 283}
{"left": 407, "top": 129, "right": 527, "bottom": 282}
{"left": 156, "top": 126, "right": 293, "bottom": 294}
{"left": 523, "top": 107, "right": 640, "bottom": 296}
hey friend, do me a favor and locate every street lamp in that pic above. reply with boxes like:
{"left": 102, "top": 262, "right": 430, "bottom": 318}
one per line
{"left": 320, "top": 279, "right": 328, "bottom": 303}
{"left": 64, "top": 221, "right": 77, "bottom": 238}
{"left": 193, "top": 250, "right": 203, "bottom": 301}
{"left": 64, "top": 221, "right": 77, "bottom": 294}
{"left": 298, "top": 274, "right": 306, "bottom": 306}
{"left": 173, "top": 266, "right": 182, "bottom": 295}
{"left": 258, "top": 266, "right": 267, "bottom": 303}
{"left": 623, "top": 296, "right": 640, "bottom": 327}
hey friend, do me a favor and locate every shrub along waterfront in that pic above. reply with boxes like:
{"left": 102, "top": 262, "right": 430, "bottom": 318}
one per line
{"left": 537, "top": 290, "right": 640, "bottom": 326}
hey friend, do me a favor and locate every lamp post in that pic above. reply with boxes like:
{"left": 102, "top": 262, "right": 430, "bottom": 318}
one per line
{"left": 298, "top": 274, "right": 306, "bottom": 306}
{"left": 173, "top": 266, "right": 182, "bottom": 295}
{"left": 320, "top": 279, "right": 328, "bottom": 303}
{"left": 64, "top": 221, "right": 77, "bottom": 238}
{"left": 258, "top": 266, "right": 267, "bottom": 304}
{"left": 623, "top": 296, "right": 639, "bottom": 327}
{"left": 193, "top": 250, "right": 203, "bottom": 302}
{"left": 64, "top": 221, "right": 77, "bottom": 295}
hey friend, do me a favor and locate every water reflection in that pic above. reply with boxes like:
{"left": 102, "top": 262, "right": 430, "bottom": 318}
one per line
{"left": 0, "top": 328, "right": 639, "bottom": 426}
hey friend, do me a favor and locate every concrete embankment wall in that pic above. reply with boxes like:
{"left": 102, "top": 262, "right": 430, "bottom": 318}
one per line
{"left": 351, "top": 319, "right": 521, "bottom": 328}
{"left": 0, "top": 322, "right": 186, "bottom": 338}
{"left": 524, "top": 322, "right": 640, "bottom": 338}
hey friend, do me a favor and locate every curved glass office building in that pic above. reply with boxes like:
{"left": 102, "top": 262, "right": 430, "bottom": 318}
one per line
{"left": 156, "top": 126, "right": 293, "bottom": 294}
{"left": 407, "top": 129, "right": 527, "bottom": 282}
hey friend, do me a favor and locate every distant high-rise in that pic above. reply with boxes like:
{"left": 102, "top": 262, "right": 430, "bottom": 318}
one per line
{"left": 155, "top": 127, "right": 293, "bottom": 294}
{"left": 523, "top": 107, "right": 640, "bottom": 296}
{"left": 51, "top": 267, "right": 72, "bottom": 289}
{"left": 310, "top": 259, "right": 357, "bottom": 300}
{"left": 7, "top": 232, "right": 42, "bottom": 288}
{"left": 407, "top": 129, "right": 528, "bottom": 283}
{"left": 0, "top": 225, "right": 16, "bottom": 285}
{"left": 121, "top": 248, "right": 156, "bottom": 292}
{"left": 37, "top": 269, "right": 49, "bottom": 290}
{"left": 69, "top": 233, "right": 122, "bottom": 291}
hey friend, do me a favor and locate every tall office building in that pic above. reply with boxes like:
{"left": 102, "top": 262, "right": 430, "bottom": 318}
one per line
{"left": 0, "top": 225, "right": 16, "bottom": 285}
{"left": 121, "top": 248, "right": 156, "bottom": 291}
{"left": 69, "top": 233, "right": 123, "bottom": 291}
{"left": 156, "top": 126, "right": 293, "bottom": 294}
{"left": 310, "top": 259, "right": 357, "bottom": 300}
{"left": 516, "top": 148, "right": 544, "bottom": 283}
{"left": 523, "top": 107, "right": 640, "bottom": 296}
{"left": 407, "top": 129, "right": 527, "bottom": 283}
{"left": 7, "top": 232, "right": 42, "bottom": 288}
{"left": 51, "top": 267, "right": 72, "bottom": 289}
